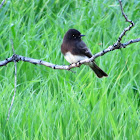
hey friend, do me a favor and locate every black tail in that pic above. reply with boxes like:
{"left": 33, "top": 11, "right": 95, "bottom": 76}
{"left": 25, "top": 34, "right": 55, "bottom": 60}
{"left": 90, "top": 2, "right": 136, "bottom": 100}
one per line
{"left": 89, "top": 62, "right": 108, "bottom": 78}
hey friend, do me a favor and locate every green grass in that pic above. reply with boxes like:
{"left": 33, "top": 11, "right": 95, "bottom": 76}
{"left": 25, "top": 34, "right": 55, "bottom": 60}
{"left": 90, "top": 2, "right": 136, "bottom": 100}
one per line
{"left": 0, "top": 0, "right": 140, "bottom": 139}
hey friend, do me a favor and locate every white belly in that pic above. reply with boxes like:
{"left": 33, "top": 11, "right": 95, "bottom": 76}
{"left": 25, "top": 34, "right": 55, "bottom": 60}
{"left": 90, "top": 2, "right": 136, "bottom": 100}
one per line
{"left": 64, "top": 52, "right": 89, "bottom": 64}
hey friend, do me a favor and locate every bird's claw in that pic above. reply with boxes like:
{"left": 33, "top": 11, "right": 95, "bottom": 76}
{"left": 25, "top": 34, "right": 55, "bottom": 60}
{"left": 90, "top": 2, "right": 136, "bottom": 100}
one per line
{"left": 76, "top": 61, "right": 81, "bottom": 67}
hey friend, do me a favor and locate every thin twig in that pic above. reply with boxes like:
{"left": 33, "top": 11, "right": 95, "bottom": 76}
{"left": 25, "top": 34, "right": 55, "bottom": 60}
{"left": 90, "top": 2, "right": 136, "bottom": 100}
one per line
{"left": 115, "top": 0, "right": 134, "bottom": 44}
{"left": 123, "top": 38, "right": 140, "bottom": 47}
{"left": 7, "top": 41, "right": 17, "bottom": 121}
{"left": 11, "top": 40, "right": 15, "bottom": 54}
{"left": 0, "top": 0, "right": 5, "bottom": 9}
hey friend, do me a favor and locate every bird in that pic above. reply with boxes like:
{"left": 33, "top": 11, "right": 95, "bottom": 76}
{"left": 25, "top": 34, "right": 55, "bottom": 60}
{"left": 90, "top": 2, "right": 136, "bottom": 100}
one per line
{"left": 61, "top": 29, "right": 108, "bottom": 78}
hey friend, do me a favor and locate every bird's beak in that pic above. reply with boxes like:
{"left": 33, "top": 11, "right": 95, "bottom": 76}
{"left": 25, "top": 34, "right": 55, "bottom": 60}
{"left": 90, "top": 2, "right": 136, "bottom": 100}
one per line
{"left": 80, "top": 34, "right": 85, "bottom": 37}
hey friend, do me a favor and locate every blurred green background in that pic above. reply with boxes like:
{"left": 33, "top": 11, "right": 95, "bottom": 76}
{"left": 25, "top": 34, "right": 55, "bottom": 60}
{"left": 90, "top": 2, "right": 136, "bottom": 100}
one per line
{"left": 0, "top": 0, "right": 140, "bottom": 139}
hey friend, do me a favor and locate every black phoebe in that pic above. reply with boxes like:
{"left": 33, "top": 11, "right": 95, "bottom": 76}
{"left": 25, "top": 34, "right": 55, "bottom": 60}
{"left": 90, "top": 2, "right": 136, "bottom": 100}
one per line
{"left": 61, "top": 29, "right": 108, "bottom": 78}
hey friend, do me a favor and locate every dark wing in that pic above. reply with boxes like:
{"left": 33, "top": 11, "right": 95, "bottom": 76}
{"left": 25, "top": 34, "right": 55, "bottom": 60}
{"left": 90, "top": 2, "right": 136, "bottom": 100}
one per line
{"left": 72, "top": 40, "right": 92, "bottom": 58}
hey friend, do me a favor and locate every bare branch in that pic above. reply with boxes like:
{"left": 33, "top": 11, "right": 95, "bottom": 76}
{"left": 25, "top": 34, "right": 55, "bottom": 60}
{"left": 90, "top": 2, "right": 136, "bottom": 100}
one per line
{"left": 118, "top": 0, "right": 134, "bottom": 24}
{"left": 123, "top": 38, "right": 140, "bottom": 48}
{"left": 0, "top": 0, "right": 5, "bottom": 9}
{"left": 116, "top": 0, "right": 134, "bottom": 44}
{"left": 0, "top": 0, "right": 139, "bottom": 72}
{"left": 1, "top": 37, "right": 139, "bottom": 71}
{"left": 0, "top": 56, "right": 13, "bottom": 66}
{"left": 7, "top": 41, "right": 17, "bottom": 121}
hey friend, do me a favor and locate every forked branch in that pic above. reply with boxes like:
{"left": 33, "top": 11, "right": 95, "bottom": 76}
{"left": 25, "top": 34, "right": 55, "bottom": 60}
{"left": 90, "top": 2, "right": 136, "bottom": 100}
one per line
{"left": 0, "top": 0, "right": 139, "bottom": 70}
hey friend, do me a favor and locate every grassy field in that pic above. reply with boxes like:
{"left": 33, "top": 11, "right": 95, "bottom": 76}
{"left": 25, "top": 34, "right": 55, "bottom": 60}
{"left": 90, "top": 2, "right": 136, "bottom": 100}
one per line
{"left": 0, "top": 0, "right": 140, "bottom": 139}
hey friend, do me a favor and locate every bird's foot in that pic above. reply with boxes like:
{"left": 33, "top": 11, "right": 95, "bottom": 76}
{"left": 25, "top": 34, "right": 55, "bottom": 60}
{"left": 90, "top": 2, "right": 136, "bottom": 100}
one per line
{"left": 69, "top": 63, "right": 73, "bottom": 67}
{"left": 76, "top": 61, "right": 81, "bottom": 67}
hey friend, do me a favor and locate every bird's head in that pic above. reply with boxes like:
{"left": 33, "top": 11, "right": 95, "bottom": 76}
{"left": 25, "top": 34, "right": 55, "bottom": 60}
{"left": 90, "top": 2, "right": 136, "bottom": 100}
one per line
{"left": 63, "top": 29, "right": 85, "bottom": 41}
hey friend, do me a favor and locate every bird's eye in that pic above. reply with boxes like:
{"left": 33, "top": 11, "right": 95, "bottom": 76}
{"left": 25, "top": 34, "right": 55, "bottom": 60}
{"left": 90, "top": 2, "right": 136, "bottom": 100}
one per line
{"left": 72, "top": 34, "right": 76, "bottom": 39}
